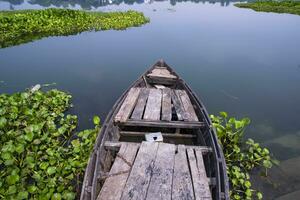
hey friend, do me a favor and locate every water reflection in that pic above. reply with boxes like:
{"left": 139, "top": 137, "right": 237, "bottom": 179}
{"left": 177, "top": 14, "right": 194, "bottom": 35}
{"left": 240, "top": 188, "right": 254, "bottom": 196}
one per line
{"left": 1, "top": 0, "right": 250, "bottom": 9}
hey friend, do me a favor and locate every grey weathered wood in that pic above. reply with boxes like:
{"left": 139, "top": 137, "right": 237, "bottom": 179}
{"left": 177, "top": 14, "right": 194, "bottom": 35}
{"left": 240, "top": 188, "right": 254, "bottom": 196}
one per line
{"left": 171, "top": 90, "right": 186, "bottom": 121}
{"left": 176, "top": 90, "right": 198, "bottom": 122}
{"left": 97, "top": 143, "right": 139, "bottom": 200}
{"left": 195, "top": 149, "right": 212, "bottom": 199}
{"left": 120, "top": 131, "right": 196, "bottom": 139}
{"left": 143, "top": 89, "right": 162, "bottom": 121}
{"left": 187, "top": 148, "right": 212, "bottom": 200}
{"left": 131, "top": 88, "right": 150, "bottom": 120}
{"left": 104, "top": 141, "right": 140, "bottom": 151}
{"left": 147, "top": 68, "right": 177, "bottom": 79}
{"left": 161, "top": 88, "right": 172, "bottom": 121}
{"left": 115, "top": 88, "right": 141, "bottom": 122}
{"left": 146, "top": 143, "right": 175, "bottom": 200}
{"left": 121, "top": 142, "right": 159, "bottom": 200}
{"left": 172, "top": 145, "right": 195, "bottom": 200}
{"left": 118, "top": 119, "right": 205, "bottom": 129}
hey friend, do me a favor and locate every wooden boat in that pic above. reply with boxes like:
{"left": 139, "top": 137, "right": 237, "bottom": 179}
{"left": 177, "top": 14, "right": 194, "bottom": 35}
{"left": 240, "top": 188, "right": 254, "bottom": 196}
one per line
{"left": 80, "top": 60, "right": 229, "bottom": 200}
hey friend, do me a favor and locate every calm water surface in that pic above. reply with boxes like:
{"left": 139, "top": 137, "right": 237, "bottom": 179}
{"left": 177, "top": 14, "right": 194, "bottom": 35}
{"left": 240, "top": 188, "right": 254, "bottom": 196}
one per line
{"left": 1, "top": 0, "right": 300, "bottom": 198}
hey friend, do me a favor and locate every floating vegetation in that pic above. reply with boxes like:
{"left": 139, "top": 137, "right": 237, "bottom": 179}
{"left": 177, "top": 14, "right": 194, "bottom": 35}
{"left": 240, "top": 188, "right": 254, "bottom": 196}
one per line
{"left": 235, "top": 0, "right": 300, "bottom": 16}
{"left": 211, "top": 112, "right": 278, "bottom": 200}
{"left": 0, "top": 8, "right": 150, "bottom": 48}
{"left": 0, "top": 88, "right": 100, "bottom": 199}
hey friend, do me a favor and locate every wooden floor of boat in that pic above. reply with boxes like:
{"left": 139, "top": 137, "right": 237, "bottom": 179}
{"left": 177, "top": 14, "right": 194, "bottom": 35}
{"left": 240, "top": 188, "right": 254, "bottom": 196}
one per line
{"left": 98, "top": 141, "right": 212, "bottom": 200}
{"left": 114, "top": 87, "right": 204, "bottom": 129}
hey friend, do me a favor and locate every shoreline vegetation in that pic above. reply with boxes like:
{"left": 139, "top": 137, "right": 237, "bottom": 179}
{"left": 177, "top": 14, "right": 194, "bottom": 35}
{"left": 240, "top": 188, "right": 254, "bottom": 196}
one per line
{"left": 235, "top": 0, "right": 300, "bottom": 16}
{"left": 0, "top": 87, "right": 99, "bottom": 199}
{"left": 211, "top": 112, "right": 277, "bottom": 200}
{"left": 0, "top": 8, "right": 149, "bottom": 48}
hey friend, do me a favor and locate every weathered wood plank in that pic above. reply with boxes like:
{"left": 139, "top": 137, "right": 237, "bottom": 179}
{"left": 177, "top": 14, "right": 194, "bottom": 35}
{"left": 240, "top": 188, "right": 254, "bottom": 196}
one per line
{"left": 143, "top": 89, "right": 162, "bottom": 121}
{"left": 187, "top": 148, "right": 212, "bottom": 200}
{"left": 146, "top": 143, "right": 176, "bottom": 200}
{"left": 161, "top": 88, "right": 172, "bottom": 121}
{"left": 195, "top": 149, "right": 212, "bottom": 199}
{"left": 172, "top": 145, "right": 195, "bottom": 200}
{"left": 120, "top": 131, "right": 196, "bottom": 139}
{"left": 131, "top": 88, "right": 150, "bottom": 120}
{"left": 121, "top": 142, "right": 159, "bottom": 200}
{"left": 97, "top": 143, "right": 139, "bottom": 200}
{"left": 118, "top": 120, "right": 205, "bottom": 129}
{"left": 176, "top": 90, "right": 198, "bottom": 122}
{"left": 171, "top": 90, "right": 185, "bottom": 121}
{"left": 115, "top": 88, "right": 141, "bottom": 123}
{"left": 104, "top": 141, "right": 140, "bottom": 151}
{"left": 147, "top": 68, "right": 177, "bottom": 79}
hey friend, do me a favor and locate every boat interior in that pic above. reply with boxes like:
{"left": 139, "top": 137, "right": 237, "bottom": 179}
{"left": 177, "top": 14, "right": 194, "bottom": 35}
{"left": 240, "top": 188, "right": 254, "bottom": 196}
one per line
{"left": 81, "top": 61, "right": 228, "bottom": 200}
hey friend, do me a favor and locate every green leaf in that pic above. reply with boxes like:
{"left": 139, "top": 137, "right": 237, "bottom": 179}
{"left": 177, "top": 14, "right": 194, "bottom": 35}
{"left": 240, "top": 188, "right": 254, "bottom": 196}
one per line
{"left": 263, "top": 160, "right": 273, "bottom": 168}
{"left": 25, "top": 131, "right": 34, "bottom": 141}
{"left": 15, "top": 143, "right": 25, "bottom": 154}
{"left": 93, "top": 115, "right": 100, "bottom": 125}
{"left": 40, "top": 162, "right": 49, "bottom": 170}
{"left": 257, "top": 192, "right": 263, "bottom": 200}
{"left": 47, "top": 167, "right": 56, "bottom": 175}
{"left": 244, "top": 180, "right": 251, "bottom": 188}
{"left": 71, "top": 139, "right": 80, "bottom": 148}
{"left": 52, "top": 193, "right": 62, "bottom": 200}
{"left": 7, "top": 185, "right": 17, "bottom": 194}
{"left": 0, "top": 117, "right": 7, "bottom": 128}
{"left": 17, "top": 191, "right": 28, "bottom": 199}
{"left": 28, "top": 185, "right": 37, "bottom": 194}
{"left": 219, "top": 112, "right": 228, "bottom": 118}
{"left": 245, "top": 189, "right": 252, "bottom": 197}
{"left": 6, "top": 174, "right": 20, "bottom": 185}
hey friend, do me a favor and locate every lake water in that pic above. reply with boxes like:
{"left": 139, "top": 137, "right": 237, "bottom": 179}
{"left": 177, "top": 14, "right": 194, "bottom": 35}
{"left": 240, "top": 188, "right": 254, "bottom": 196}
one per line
{"left": 1, "top": 0, "right": 300, "bottom": 198}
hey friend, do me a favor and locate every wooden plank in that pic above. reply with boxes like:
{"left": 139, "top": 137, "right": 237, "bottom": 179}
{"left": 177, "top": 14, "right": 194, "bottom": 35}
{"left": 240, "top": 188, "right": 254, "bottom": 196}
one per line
{"left": 176, "top": 90, "right": 198, "bottom": 122}
{"left": 195, "top": 149, "right": 212, "bottom": 199}
{"left": 115, "top": 88, "right": 141, "bottom": 122}
{"left": 187, "top": 148, "right": 211, "bottom": 200}
{"left": 143, "top": 89, "right": 162, "bottom": 121}
{"left": 146, "top": 143, "right": 176, "bottom": 200}
{"left": 118, "top": 120, "right": 205, "bottom": 129}
{"left": 120, "top": 131, "right": 196, "bottom": 139}
{"left": 104, "top": 141, "right": 140, "bottom": 151}
{"left": 171, "top": 90, "right": 185, "bottom": 121}
{"left": 161, "top": 88, "right": 172, "bottom": 121}
{"left": 172, "top": 145, "right": 194, "bottom": 200}
{"left": 147, "top": 68, "right": 177, "bottom": 79}
{"left": 131, "top": 88, "right": 150, "bottom": 120}
{"left": 121, "top": 142, "right": 159, "bottom": 200}
{"left": 97, "top": 143, "right": 139, "bottom": 200}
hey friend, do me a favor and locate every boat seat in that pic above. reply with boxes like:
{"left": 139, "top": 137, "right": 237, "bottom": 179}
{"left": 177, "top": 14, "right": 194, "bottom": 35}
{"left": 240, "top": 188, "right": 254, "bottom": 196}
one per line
{"left": 114, "top": 87, "right": 202, "bottom": 129}
{"left": 146, "top": 66, "right": 177, "bottom": 85}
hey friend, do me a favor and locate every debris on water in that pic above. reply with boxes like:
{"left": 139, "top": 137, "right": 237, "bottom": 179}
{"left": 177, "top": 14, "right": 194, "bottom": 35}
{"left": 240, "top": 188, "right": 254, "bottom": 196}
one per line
{"left": 42, "top": 82, "right": 57, "bottom": 87}
{"left": 220, "top": 89, "right": 239, "bottom": 100}
{"left": 153, "top": 9, "right": 157, "bottom": 12}
{"left": 167, "top": 8, "right": 176, "bottom": 12}
{"left": 30, "top": 84, "right": 41, "bottom": 93}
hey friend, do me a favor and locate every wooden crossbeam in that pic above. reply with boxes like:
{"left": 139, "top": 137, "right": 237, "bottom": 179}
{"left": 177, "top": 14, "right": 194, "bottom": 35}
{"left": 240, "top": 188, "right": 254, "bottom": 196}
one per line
{"left": 117, "top": 119, "right": 205, "bottom": 129}
{"left": 119, "top": 131, "right": 196, "bottom": 139}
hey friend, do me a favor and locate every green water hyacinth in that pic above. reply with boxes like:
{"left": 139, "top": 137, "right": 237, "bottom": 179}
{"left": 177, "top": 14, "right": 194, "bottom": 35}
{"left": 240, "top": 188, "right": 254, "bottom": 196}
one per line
{"left": 211, "top": 112, "right": 278, "bottom": 200}
{"left": 0, "top": 8, "right": 150, "bottom": 48}
{"left": 0, "top": 88, "right": 99, "bottom": 199}
{"left": 235, "top": 0, "right": 300, "bottom": 16}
